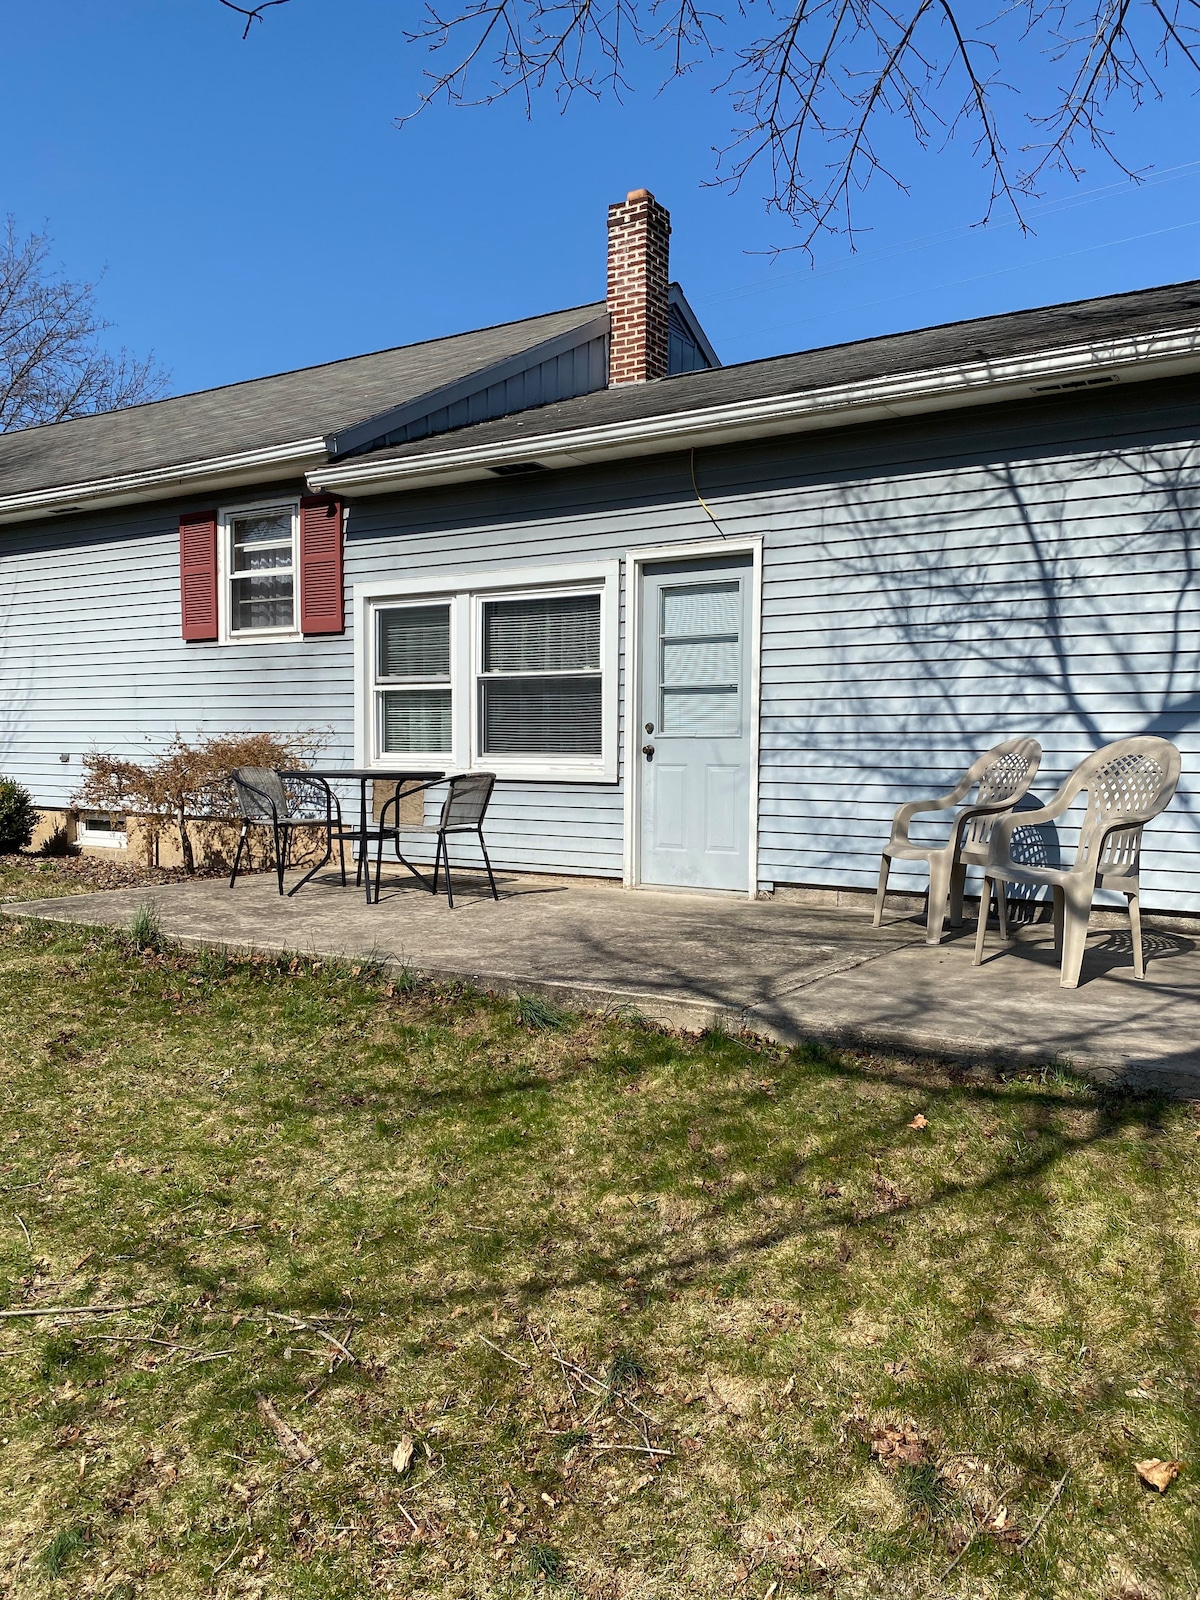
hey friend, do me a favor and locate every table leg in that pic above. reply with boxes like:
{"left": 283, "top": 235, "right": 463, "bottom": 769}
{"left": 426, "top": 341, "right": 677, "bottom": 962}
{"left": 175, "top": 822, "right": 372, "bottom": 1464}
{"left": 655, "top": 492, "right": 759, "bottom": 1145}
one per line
{"left": 361, "top": 778, "right": 372, "bottom": 904}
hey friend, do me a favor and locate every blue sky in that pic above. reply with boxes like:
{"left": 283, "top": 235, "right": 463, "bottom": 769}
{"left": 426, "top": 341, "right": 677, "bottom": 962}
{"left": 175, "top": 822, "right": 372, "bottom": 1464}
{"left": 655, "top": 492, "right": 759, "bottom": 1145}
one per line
{"left": 5, "top": 1, "right": 1200, "bottom": 398}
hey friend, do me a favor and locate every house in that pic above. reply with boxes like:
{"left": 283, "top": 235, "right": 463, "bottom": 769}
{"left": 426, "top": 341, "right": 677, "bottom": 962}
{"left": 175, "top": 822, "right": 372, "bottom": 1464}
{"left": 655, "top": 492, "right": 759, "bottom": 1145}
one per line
{"left": 0, "top": 190, "right": 1197, "bottom": 911}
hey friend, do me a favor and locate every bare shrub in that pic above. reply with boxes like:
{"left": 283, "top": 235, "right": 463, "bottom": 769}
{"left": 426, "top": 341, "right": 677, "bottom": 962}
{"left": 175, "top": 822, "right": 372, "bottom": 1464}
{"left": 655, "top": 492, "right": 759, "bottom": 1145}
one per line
{"left": 74, "top": 730, "right": 323, "bottom": 873}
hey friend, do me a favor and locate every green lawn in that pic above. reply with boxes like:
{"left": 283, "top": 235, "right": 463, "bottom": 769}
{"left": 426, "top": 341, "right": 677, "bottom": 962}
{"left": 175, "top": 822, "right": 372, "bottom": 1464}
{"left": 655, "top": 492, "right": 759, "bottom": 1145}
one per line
{"left": 0, "top": 914, "right": 1196, "bottom": 1598}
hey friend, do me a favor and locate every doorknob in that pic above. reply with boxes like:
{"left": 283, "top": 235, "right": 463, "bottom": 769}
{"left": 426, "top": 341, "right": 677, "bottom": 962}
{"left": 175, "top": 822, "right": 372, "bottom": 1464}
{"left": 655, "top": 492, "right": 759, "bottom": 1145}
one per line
{"left": 642, "top": 743, "right": 655, "bottom": 761}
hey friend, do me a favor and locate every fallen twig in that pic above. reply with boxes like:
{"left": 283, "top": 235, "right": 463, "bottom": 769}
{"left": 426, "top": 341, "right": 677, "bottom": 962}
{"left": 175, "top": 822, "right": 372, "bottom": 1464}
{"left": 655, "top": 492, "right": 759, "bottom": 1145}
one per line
{"left": 79, "top": 1334, "right": 211, "bottom": 1354}
{"left": 261, "top": 1310, "right": 357, "bottom": 1364}
{"left": 397, "top": 1502, "right": 420, "bottom": 1532}
{"left": 1017, "top": 1471, "right": 1069, "bottom": 1552}
{"left": 13, "top": 1215, "right": 31, "bottom": 1250}
{"left": 210, "top": 1531, "right": 249, "bottom": 1578}
{"left": 478, "top": 1333, "right": 530, "bottom": 1371}
{"left": 0, "top": 1302, "right": 156, "bottom": 1319}
{"left": 939, "top": 1518, "right": 980, "bottom": 1580}
{"left": 256, "top": 1393, "right": 320, "bottom": 1471}
{"left": 546, "top": 1327, "right": 578, "bottom": 1413}
{"left": 587, "top": 1442, "right": 674, "bottom": 1457}
{"left": 807, "top": 1510, "right": 849, "bottom": 1565}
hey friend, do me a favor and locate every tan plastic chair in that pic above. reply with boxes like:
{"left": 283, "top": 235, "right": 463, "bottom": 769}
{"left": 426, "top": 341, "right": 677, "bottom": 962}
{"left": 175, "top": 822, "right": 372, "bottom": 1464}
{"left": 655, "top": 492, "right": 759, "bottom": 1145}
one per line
{"left": 974, "top": 736, "right": 1182, "bottom": 988}
{"left": 873, "top": 739, "right": 1042, "bottom": 945}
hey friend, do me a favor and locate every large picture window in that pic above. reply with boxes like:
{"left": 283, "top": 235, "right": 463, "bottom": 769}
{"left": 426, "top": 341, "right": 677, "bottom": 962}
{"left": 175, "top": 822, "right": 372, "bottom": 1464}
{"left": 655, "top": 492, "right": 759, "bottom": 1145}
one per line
{"left": 361, "top": 564, "right": 618, "bottom": 780}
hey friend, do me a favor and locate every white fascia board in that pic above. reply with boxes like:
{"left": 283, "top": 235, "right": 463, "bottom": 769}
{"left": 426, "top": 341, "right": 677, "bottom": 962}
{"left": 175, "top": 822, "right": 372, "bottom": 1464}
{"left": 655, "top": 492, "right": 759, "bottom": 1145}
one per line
{"left": 0, "top": 436, "right": 328, "bottom": 526}
{"left": 306, "top": 322, "right": 1200, "bottom": 498}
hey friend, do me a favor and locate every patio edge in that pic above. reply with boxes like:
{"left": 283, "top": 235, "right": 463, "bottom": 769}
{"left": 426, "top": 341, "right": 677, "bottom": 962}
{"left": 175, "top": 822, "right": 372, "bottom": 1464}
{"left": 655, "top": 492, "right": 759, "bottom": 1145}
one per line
{"left": 6, "top": 900, "right": 1189, "bottom": 1099}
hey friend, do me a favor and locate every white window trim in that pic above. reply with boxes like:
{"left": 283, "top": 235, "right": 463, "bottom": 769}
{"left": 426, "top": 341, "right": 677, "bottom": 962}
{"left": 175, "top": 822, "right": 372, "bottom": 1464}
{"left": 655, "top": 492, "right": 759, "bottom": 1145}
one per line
{"left": 78, "top": 812, "right": 128, "bottom": 850}
{"left": 354, "top": 562, "right": 620, "bottom": 782}
{"left": 621, "top": 535, "right": 763, "bottom": 900}
{"left": 217, "top": 496, "right": 301, "bottom": 644}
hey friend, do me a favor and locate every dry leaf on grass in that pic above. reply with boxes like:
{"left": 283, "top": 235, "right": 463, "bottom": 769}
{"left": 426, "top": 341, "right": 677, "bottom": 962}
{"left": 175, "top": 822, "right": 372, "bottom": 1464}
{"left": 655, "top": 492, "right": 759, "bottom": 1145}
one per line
{"left": 909, "top": 1114, "right": 929, "bottom": 1130}
{"left": 392, "top": 1435, "right": 415, "bottom": 1475}
{"left": 256, "top": 1394, "right": 319, "bottom": 1472}
{"left": 869, "top": 1423, "right": 929, "bottom": 1469}
{"left": 1135, "top": 1458, "right": 1182, "bottom": 1492}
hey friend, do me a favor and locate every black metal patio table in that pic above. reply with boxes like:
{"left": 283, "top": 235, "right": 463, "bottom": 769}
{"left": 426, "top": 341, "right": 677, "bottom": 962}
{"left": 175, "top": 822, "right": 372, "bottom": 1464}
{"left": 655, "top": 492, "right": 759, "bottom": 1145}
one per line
{"left": 303, "top": 767, "right": 446, "bottom": 904}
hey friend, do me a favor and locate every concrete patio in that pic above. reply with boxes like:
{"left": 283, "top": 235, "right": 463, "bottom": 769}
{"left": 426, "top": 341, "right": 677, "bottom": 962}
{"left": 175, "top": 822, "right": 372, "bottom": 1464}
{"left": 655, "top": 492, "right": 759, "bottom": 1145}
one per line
{"left": 7, "top": 867, "right": 1200, "bottom": 1095}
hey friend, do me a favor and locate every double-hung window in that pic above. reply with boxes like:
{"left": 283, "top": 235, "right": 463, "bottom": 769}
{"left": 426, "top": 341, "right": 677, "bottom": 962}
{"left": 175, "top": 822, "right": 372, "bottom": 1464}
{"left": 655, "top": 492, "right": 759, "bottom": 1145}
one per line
{"left": 375, "top": 603, "right": 453, "bottom": 755}
{"left": 224, "top": 502, "right": 298, "bottom": 636}
{"left": 361, "top": 564, "right": 618, "bottom": 780}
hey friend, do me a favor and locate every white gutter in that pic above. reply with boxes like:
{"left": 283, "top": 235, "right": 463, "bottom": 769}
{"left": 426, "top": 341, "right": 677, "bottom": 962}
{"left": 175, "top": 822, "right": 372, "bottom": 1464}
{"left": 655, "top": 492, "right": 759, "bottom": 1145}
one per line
{"left": 307, "top": 322, "right": 1200, "bottom": 496}
{"left": 0, "top": 435, "right": 328, "bottom": 525}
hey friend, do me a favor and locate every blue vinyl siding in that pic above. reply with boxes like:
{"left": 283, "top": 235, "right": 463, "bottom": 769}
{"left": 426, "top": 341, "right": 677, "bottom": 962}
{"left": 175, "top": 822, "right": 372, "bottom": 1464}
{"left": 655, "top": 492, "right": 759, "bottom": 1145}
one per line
{"left": 1, "top": 378, "right": 1199, "bottom": 907}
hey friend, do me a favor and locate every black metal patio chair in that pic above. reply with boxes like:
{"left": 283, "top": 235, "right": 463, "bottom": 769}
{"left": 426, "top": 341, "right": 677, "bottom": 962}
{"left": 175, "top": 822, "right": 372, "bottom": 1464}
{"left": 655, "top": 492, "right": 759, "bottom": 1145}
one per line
{"left": 228, "top": 767, "right": 352, "bottom": 897}
{"left": 374, "top": 772, "right": 499, "bottom": 908}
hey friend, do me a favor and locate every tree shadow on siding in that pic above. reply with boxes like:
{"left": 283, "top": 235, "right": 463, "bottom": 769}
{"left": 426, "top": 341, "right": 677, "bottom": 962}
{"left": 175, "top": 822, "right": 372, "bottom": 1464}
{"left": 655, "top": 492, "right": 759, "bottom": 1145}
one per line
{"left": 765, "top": 423, "right": 1200, "bottom": 908}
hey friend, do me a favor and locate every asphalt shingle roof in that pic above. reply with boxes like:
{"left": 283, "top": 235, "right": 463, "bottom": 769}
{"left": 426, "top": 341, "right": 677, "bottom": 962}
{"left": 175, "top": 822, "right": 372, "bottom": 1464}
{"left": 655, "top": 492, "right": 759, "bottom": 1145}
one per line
{"left": 0, "top": 302, "right": 604, "bottom": 498}
{"left": 4, "top": 277, "right": 1200, "bottom": 501}
{"left": 352, "top": 278, "right": 1200, "bottom": 467}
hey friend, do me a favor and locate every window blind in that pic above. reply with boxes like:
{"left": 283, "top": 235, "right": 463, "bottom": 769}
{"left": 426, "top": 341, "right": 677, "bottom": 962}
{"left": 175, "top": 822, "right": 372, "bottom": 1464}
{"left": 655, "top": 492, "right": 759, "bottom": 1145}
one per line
{"left": 378, "top": 604, "right": 451, "bottom": 679}
{"left": 481, "top": 677, "right": 602, "bottom": 755}
{"left": 382, "top": 689, "right": 452, "bottom": 753}
{"left": 483, "top": 594, "right": 600, "bottom": 673}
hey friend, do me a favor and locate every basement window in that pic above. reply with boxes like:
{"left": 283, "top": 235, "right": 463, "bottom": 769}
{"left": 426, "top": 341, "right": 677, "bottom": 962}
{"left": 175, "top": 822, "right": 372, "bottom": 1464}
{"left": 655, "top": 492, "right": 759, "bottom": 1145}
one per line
{"left": 79, "top": 813, "right": 128, "bottom": 849}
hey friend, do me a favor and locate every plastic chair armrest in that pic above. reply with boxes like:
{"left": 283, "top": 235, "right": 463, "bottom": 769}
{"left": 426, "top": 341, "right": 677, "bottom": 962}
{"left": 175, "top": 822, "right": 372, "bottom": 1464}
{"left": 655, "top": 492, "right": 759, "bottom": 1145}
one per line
{"left": 890, "top": 785, "right": 971, "bottom": 843}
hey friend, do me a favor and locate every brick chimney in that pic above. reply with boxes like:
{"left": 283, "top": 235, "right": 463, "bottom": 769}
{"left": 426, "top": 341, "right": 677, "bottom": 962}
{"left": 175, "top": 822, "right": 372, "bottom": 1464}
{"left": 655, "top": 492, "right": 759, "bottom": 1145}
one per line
{"left": 607, "top": 188, "right": 671, "bottom": 385}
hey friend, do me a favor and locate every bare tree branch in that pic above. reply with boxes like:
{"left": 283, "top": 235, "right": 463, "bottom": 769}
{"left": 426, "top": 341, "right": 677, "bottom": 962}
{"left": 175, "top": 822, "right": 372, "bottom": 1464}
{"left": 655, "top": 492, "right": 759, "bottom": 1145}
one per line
{"left": 217, "top": 0, "right": 1200, "bottom": 247}
{"left": 0, "top": 220, "right": 167, "bottom": 434}
{"left": 218, "top": 0, "right": 292, "bottom": 40}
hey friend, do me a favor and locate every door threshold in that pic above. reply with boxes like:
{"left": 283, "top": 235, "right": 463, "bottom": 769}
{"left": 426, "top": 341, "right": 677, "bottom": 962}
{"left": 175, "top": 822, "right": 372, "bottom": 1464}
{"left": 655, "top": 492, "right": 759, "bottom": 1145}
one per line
{"left": 631, "top": 882, "right": 750, "bottom": 900}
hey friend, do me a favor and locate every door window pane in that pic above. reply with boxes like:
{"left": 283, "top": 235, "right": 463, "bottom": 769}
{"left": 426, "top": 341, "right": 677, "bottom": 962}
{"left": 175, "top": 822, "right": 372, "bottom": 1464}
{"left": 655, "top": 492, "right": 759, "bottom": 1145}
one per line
{"left": 661, "top": 686, "right": 739, "bottom": 735}
{"left": 660, "top": 581, "right": 739, "bottom": 638}
{"left": 658, "top": 580, "right": 741, "bottom": 736}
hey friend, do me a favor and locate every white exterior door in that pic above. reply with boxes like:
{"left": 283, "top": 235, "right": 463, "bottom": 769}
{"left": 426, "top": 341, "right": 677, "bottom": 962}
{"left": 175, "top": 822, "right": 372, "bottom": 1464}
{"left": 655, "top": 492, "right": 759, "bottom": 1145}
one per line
{"left": 637, "top": 555, "right": 753, "bottom": 891}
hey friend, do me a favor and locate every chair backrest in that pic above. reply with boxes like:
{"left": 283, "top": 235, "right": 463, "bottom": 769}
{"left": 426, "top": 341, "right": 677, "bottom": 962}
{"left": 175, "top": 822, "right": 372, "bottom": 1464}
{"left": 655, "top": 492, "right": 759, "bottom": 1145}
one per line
{"left": 970, "top": 738, "right": 1043, "bottom": 805}
{"left": 438, "top": 772, "right": 495, "bottom": 830}
{"left": 230, "top": 766, "right": 289, "bottom": 822}
{"left": 1066, "top": 737, "right": 1182, "bottom": 872}
{"left": 960, "top": 738, "right": 1042, "bottom": 847}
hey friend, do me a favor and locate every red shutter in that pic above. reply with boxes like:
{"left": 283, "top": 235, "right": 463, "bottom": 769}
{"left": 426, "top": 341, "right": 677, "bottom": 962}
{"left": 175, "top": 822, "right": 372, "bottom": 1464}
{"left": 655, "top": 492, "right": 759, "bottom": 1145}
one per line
{"left": 299, "top": 495, "right": 344, "bottom": 635}
{"left": 179, "top": 511, "right": 218, "bottom": 641}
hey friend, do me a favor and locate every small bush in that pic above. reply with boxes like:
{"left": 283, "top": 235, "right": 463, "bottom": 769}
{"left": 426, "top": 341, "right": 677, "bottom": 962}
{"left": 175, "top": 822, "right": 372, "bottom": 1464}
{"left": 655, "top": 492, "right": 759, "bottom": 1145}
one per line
{"left": 39, "top": 824, "right": 80, "bottom": 858}
{"left": 0, "top": 778, "right": 38, "bottom": 854}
